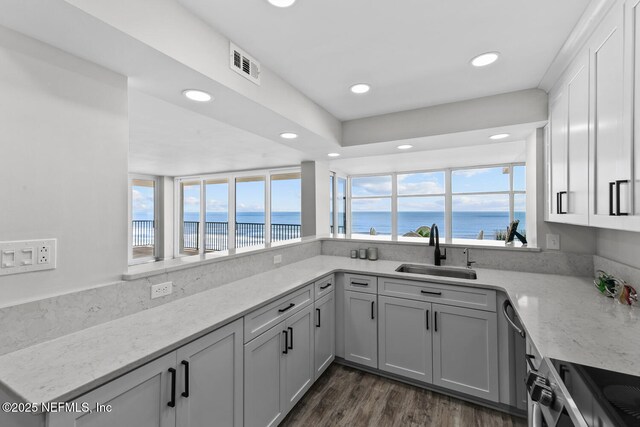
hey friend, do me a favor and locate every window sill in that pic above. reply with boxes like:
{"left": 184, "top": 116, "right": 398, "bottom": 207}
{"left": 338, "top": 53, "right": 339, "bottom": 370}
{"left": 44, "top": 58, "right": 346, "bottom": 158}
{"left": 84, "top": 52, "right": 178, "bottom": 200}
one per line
{"left": 330, "top": 235, "right": 539, "bottom": 251}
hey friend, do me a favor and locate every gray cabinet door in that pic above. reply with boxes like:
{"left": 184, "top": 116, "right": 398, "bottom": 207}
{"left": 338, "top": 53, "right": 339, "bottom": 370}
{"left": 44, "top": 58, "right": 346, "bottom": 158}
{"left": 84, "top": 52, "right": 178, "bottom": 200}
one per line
{"left": 432, "top": 304, "right": 499, "bottom": 402}
{"left": 283, "top": 304, "right": 315, "bottom": 410}
{"left": 176, "top": 319, "right": 243, "bottom": 427}
{"left": 314, "top": 291, "right": 335, "bottom": 380}
{"left": 344, "top": 290, "right": 377, "bottom": 369}
{"left": 378, "top": 296, "right": 432, "bottom": 383}
{"left": 244, "top": 321, "right": 287, "bottom": 427}
{"left": 48, "top": 353, "right": 177, "bottom": 427}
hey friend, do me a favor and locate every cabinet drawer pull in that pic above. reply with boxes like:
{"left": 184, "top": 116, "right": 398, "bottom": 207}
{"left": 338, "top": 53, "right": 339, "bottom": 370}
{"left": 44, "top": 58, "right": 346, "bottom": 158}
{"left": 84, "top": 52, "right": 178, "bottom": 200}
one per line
{"left": 278, "top": 303, "right": 295, "bottom": 313}
{"left": 320, "top": 283, "right": 332, "bottom": 290}
{"left": 351, "top": 281, "right": 369, "bottom": 287}
{"left": 421, "top": 290, "right": 442, "bottom": 296}
{"left": 168, "top": 368, "right": 177, "bottom": 408}
{"left": 282, "top": 330, "right": 288, "bottom": 354}
{"left": 371, "top": 301, "right": 375, "bottom": 319}
{"left": 426, "top": 309, "right": 429, "bottom": 330}
{"left": 616, "top": 180, "right": 629, "bottom": 216}
{"left": 434, "top": 311, "right": 438, "bottom": 332}
{"left": 558, "top": 191, "right": 567, "bottom": 214}
{"left": 316, "top": 308, "right": 321, "bottom": 327}
{"left": 609, "top": 182, "right": 615, "bottom": 216}
{"left": 181, "top": 360, "right": 189, "bottom": 398}
{"left": 287, "top": 327, "right": 294, "bottom": 350}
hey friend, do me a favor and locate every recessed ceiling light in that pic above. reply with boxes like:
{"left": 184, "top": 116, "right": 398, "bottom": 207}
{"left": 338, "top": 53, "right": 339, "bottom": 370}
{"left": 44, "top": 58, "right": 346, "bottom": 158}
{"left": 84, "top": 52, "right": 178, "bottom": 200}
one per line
{"left": 182, "top": 89, "right": 212, "bottom": 102}
{"left": 350, "top": 83, "right": 371, "bottom": 94}
{"left": 490, "top": 133, "right": 510, "bottom": 140}
{"left": 471, "top": 52, "right": 500, "bottom": 67}
{"left": 327, "top": 153, "right": 340, "bottom": 157}
{"left": 397, "top": 144, "right": 413, "bottom": 150}
{"left": 280, "top": 132, "right": 298, "bottom": 139}
{"left": 267, "top": 0, "right": 296, "bottom": 7}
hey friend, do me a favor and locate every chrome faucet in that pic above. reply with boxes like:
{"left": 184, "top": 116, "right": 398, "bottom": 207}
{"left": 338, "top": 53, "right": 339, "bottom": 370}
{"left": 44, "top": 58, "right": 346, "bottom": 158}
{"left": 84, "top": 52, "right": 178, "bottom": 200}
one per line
{"left": 463, "top": 248, "right": 476, "bottom": 269}
{"left": 428, "top": 224, "right": 446, "bottom": 266}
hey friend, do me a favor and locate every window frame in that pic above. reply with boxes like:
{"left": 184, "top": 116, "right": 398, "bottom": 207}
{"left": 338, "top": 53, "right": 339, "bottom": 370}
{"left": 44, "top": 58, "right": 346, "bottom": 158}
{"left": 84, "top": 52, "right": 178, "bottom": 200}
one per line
{"left": 346, "top": 162, "right": 527, "bottom": 245}
{"left": 128, "top": 174, "right": 160, "bottom": 265}
{"left": 174, "top": 167, "right": 301, "bottom": 258}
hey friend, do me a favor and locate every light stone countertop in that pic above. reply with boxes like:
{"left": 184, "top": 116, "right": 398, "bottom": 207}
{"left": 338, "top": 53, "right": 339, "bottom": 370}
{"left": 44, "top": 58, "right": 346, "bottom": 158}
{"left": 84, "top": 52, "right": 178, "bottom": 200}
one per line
{"left": 0, "top": 255, "right": 638, "bottom": 408}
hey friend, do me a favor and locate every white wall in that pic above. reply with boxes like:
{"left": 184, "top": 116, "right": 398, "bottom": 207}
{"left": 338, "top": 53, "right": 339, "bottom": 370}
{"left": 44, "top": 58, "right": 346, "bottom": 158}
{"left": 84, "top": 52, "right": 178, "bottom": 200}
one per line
{"left": 596, "top": 229, "right": 640, "bottom": 268}
{"left": 0, "top": 26, "right": 128, "bottom": 306}
{"left": 301, "top": 161, "right": 330, "bottom": 237}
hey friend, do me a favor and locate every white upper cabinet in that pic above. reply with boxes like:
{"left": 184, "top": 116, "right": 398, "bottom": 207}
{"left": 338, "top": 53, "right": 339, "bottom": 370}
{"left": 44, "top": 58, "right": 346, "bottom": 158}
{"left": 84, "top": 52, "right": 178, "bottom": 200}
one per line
{"left": 546, "top": 0, "right": 640, "bottom": 230}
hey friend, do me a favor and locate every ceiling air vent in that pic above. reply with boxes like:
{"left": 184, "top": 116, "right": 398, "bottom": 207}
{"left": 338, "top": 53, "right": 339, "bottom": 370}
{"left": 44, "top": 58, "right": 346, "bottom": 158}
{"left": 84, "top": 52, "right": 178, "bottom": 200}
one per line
{"left": 230, "top": 42, "right": 261, "bottom": 85}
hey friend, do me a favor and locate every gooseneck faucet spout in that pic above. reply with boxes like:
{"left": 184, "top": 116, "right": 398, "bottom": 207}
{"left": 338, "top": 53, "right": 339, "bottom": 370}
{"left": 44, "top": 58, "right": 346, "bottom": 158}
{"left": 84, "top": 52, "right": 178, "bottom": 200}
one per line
{"left": 429, "top": 224, "right": 447, "bottom": 266}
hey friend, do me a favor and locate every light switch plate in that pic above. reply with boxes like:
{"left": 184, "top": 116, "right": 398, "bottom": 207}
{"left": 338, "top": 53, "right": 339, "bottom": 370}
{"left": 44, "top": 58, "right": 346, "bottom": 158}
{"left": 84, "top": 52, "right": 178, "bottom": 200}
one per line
{"left": 0, "top": 239, "right": 56, "bottom": 276}
{"left": 274, "top": 254, "right": 282, "bottom": 264}
{"left": 546, "top": 234, "right": 560, "bottom": 250}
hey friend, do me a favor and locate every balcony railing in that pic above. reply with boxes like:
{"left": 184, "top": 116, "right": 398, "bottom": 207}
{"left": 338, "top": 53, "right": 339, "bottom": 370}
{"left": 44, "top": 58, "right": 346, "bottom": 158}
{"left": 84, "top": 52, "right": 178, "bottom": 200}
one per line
{"left": 330, "top": 225, "right": 346, "bottom": 234}
{"left": 132, "top": 220, "right": 155, "bottom": 247}
{"left": 134, "top": 221, "right": 302, "bottom": 252}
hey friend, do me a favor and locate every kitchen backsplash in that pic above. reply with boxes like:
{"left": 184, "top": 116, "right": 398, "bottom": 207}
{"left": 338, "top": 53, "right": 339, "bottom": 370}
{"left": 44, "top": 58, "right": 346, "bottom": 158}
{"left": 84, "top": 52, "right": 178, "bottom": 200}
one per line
{"left": 321, "top": 239, "right": 594, "bottom": 277}
{"left": 0, "top": 240, "right": 321, "bottom": 356}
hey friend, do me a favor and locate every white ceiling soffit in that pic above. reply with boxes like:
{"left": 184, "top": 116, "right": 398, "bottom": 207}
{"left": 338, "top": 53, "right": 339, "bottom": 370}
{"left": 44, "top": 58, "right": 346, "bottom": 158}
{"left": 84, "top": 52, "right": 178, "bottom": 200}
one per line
{"left": 129, "top": 90, "right": 306, "bottom": 176}
{"left": 179, "top": 0, "right": 591, "bottom": 121}
{"left": 330, "top": 140, "right": 528, "bottom": 176}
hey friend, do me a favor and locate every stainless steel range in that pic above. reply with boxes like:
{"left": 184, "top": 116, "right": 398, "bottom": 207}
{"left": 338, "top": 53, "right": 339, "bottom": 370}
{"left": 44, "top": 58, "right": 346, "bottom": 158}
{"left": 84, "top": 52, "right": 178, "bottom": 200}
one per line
{"left": 526, "top": 355, "right": 640, "bottom": 427}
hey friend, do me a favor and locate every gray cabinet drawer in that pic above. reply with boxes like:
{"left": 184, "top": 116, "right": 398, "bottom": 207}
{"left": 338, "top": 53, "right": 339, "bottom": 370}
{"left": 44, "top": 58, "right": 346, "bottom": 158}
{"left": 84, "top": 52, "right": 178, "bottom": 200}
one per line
{"left": 378, "top": 277, "right": 496, "bottom": 312}
{"left": 344, "top": 273, "right": 377, "bottom": 294}
{"left": 244, "top": 284, "right": 313, "bottom": 343}
{"left": 314, "top": 274, "right": 334, "bottom": 299}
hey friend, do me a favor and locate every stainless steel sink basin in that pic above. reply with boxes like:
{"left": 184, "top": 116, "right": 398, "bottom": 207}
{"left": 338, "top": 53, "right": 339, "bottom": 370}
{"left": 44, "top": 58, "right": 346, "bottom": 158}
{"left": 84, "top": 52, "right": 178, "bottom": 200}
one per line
{"left": 395, "top": 264, "right": 477, "bottom": 280}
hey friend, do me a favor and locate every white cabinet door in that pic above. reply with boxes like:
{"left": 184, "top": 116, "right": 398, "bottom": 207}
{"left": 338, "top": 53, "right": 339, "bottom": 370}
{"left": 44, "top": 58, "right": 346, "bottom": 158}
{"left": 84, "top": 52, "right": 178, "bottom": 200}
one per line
{"left": 629, "top": 0, "right": 640, "bottom": 227}
{"left": 244, "top": 322, "right": 287, "bottom": 427}
{"left": 283, "top": 304, "right": 314, "bottom": 410}
{"left": 566, "top": 51, "right": 591, "bottom": 225}
{"left": 378, "top": 296, "right": 432, "bottom": 383}
{"left": 432, "top": 304, "right": 499, "bottom": 402}
{"left": 344, "top": 290, "right": 377, "bottom": 369}
{"left": 48, "top": 353, "right": 177, "bottom": 427}
{"left": 176, "top": 319, "right": 243, "bottom": 427}
{"left": 314, "top": 291, "right": 335, "bottom": 380}
{"left": 590, "top": 1, "right": 638, "bottom": 229}
{"left": 548, "top": 84, "right": 568, "bottom": 220}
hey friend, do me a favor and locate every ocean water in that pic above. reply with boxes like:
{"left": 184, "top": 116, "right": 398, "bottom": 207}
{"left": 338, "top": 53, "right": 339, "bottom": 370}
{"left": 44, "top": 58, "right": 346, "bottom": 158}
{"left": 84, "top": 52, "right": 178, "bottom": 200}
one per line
{"left": 134, "top": 211, "right": 525, "bottom": 241}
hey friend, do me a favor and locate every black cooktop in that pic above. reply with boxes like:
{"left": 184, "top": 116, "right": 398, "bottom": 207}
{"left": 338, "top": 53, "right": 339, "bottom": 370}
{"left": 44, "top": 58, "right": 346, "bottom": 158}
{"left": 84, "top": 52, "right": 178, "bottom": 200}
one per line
{"left": 551, "top": 358, "right": 640, "bottom": 427}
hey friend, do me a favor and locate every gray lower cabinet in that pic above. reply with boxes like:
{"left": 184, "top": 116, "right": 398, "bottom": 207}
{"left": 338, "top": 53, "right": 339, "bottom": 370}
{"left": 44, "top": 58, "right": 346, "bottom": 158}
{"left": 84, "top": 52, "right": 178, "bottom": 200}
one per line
{"left": 378, "top": 296, "right": 433, "bottom": 383}
{"left": 432, "top": 303, "right": 499, "bottom": 401}
{"left": 344, "top": 290, "right": 377, "bottom": 368}
{"left": 314, "top": 291, "right": 335, "bottom": 380}
{"left": 48, "top": 319, "right": 244, "bottom": 427}
{"left": 244, "top": 304, "right": 314, "bottom": 427}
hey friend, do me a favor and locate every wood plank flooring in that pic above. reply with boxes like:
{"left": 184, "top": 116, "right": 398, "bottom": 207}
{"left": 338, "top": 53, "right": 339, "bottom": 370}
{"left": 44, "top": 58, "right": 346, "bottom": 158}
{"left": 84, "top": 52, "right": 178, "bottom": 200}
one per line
{"left": 281, "top": 364, "right": 526, "bottom": 427}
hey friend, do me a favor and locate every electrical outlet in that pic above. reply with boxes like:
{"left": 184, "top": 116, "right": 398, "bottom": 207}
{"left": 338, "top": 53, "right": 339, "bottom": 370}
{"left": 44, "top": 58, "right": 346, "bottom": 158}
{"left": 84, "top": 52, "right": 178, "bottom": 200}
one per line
{"left": 38, "top": 245, "right": 50, "bottom": 264}
{"left": 151, "top": 282, "right": 173, "bottom": 299}
{"left": 0, "top": 239, "right": 56, "bottom": 276}
{"left": 274, "top": 254, "right": 282, "bottom": 264}
{"left": 546, "top": 234, "right": 560, "bottom": 250}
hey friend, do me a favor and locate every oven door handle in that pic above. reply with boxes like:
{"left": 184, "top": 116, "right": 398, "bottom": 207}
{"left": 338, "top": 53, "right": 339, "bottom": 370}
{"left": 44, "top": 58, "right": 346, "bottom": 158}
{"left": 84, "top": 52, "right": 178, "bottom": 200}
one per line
{"left": 503, "top": 300, "right": 525, "bottom": 338}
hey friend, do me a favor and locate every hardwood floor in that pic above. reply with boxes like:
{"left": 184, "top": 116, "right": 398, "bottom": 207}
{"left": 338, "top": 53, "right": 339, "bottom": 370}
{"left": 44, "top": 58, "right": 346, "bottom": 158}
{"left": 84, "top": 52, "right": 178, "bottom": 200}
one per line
{"left": 281, "top": 364, "right": 526, "bottom": 427}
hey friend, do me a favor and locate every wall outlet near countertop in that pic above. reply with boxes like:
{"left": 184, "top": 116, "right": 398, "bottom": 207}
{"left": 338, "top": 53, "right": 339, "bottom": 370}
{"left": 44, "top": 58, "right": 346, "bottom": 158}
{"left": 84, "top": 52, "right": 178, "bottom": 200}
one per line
{"left": 151, "top": 282, "right": 173, "bottom": 299}
{"left": 274, "top": 254, "right": 282, "bottom": 264}
{"left": 546, "top": 234, "right": 560, "bottom": 250}
{"left": 0, "top": 239, "right": 56, "bottom": 276}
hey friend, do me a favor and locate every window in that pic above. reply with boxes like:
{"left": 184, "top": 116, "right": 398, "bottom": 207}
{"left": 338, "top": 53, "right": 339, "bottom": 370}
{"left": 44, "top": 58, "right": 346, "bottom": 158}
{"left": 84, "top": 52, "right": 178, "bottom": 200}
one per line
{"left": 351, "top": 175, "right": 392, "bottom": 238}
{"left": 397, "top": 172, "right": 445, "bottom": 240}
{"left": 175, "top": 168, "right": 301, "bottom": 257}
{"left": 329, "top": 174, "right": 334, "bottom": 234}
{"left": 336, "top": 177, "right": 346, "bottom": 235}
{"left": 271, "top": 172, "right": 301, "bottom": 242}
{"left": 347, "top": 164, "right": 527, "bottom": 246}
{"left": 180, "top": 181, "right": 201, "bottom": 255}
{"left": 236, "top": 176, "right": 265, "bottom": 248}
{"left": 129, "top": 176, "right": 158, "bottom": 264}
{"left": 205, "top": 179, "right": 229, "bottom": 252}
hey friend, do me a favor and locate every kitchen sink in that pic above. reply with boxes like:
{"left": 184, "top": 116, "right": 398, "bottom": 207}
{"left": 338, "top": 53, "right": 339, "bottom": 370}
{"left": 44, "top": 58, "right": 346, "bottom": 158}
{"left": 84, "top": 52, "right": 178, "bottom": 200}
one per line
{"left": 395, "top": 264, "right": 477, "bottom": 280}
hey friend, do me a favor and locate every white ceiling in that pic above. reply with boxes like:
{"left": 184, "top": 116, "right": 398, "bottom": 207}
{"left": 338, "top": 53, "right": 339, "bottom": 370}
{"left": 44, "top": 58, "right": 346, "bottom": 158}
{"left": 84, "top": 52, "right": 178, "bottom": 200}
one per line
{"left": 129, "top": 90, "right": 306, "bottom": 176}
{"left": 179, "top": 0, "right": 590, "bottom": 120}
